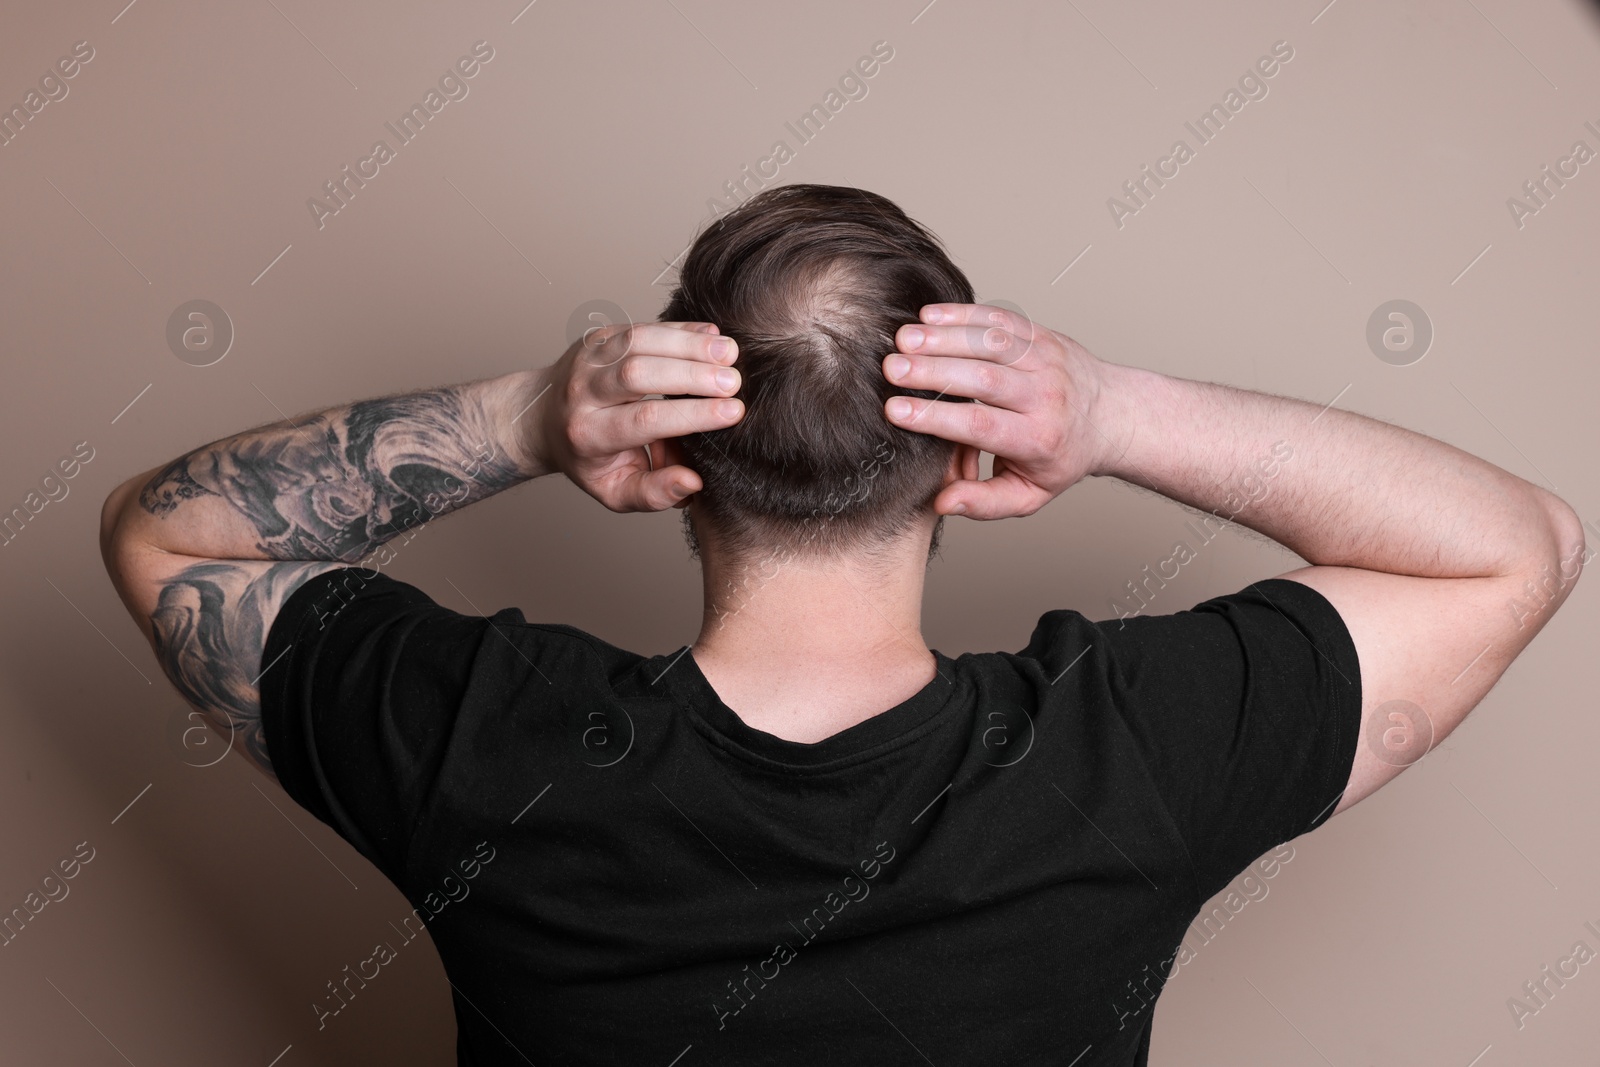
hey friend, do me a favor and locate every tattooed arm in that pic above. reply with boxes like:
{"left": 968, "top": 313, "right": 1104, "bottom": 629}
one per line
{"left": 100, "top": 372, "right": 549, "bottom": 779}
{"left": 140, "top": 558, "right": 345, "bottom": 775}
{"left": 122, "top": 375, "right": 545, "bottom": 563}
{"left": 102, "top": 323, "right": 745, "bottom": 781}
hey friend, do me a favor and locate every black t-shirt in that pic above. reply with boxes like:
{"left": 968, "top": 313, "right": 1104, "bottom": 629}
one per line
{"left": 260, "top": 569, "right": 1361, "bottom": 1066}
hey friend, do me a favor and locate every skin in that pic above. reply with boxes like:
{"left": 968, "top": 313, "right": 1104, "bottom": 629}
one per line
{"left": 100, "top": 322, "right": 745, "bottom": 779}
{"left": 101, "top": 305, "right": 1586, "bottom": 821}
{"left": 876, "top": 304, "right": 1585, "bottom": 816}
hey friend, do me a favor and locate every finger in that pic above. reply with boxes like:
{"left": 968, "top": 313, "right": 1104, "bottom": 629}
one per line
{"left": 883, "top": 394, "right": 1033, "bottom": 456}
{"left": 932, "top": 471, "right": 1047, "bottom": 521}
{"left": 583, "top": 322, "right": 737, "bottom": 369}
{"left": 911, "top": 305, "right": 1047, "bottom": 368}
{"left": 919, "top": 303, "right": 1038, "bottom": 336}
{"left": 594, "top": 354, "right": 740, "bottom": 406}
{"left": 895, "top": 321, "right": 1037, "bottom": 369}
{"left": 583, "top": 397, "right": 744, "bottom": 455}
{"left": 619, "top": 464, "right": 702, "bottom": 512}
{"left": 882, "top": 351, "right": 1029, "bottom": 410}
{"left": 656, "top": 321, "right": 720, "bottom": 334}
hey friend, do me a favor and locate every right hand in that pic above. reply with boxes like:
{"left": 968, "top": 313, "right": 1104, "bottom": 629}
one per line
{"left": 881, "top": 303, "right": 1112, "bottom": 520}
{"left": 532, "top": 321, "right": 744, "bottom": 513}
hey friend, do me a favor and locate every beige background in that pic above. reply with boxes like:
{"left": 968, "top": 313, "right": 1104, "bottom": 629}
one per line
{"left": 1, "top": 0, "right": 1596, "bottom": 1062}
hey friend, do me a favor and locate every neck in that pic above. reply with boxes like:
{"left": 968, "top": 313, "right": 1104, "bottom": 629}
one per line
{"left": 685, "top": 524, "right": 945, "bottom": 741}
{"left": 691, "top": 540, "right": 933, "bottom": 676}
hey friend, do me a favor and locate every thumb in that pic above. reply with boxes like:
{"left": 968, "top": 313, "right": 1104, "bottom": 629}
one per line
{"left": 636, "top": 465, "right": 701, "bottom": 512}
{"left": 933, "top": 471, "right": 1044, "bottom": 521}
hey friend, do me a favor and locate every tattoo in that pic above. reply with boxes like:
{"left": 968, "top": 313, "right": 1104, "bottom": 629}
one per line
{"left": 149, "top": 560, "right": 341, "bottom": 778}
{"left": 138, "top": 388, "right": 525, "bottom": 562}
{"left": 139, "top": 457, "right": 213, "bottom": 516}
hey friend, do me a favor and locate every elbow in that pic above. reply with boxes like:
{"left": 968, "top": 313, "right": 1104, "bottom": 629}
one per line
{"left": 1552, "top": 496, "right": 1588, "bottom": 590}
{"left": 99, "top": 477, "right": 140, "bottom": 581}
{"left": 1531, "top": 490, "right": 1588, "bottom": 608}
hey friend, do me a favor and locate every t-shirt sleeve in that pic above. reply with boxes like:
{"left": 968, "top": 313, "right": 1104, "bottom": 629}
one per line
{"left": 1033, "top": 578, "right": 1362, "bottom": 903}
{"left": 257, "top": 567, "right": 506, "bottom": 890}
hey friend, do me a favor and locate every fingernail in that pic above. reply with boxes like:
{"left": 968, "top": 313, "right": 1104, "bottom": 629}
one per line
{"left": 887, "top": 398, "right": 911, "bottom": 419}
{"left": 902, "top": 327, "right": 924, "bottom": 349}
{"left": 924, "top": 307, "right": 943, "bottom": 324}
{"left": 885, "top": 355, "right": 910, "bottom": 380}
{"left": 718, "top": 399, "right": 742, "bottom": 418}
{"left": 951, "top": 502, "right": 966, "bottom": 515}
{"left": 716, "top": 368, "right": 738, "bottom": 390}
{"left": 711, "top": 338, "right": 733, "bottom": 359}
{"left": 675, "top": 481, "right": 693, "bottom": 496}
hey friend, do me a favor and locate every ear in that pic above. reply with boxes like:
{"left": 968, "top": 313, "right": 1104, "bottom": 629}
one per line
{"left": 942, "top": 443, "right": 981, "bottom": 486}
{"left": 652, "top": 437, "right": 692, "bottom": 471}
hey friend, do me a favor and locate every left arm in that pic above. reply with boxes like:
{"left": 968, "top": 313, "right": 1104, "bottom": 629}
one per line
{"left": 101, "top": 324, "right": 744, "bottom": 779}
{"left": 101, "top": 372, "right": 547, "bottom": 777}
{"left": 113, "top": 373, "right": 543, "bottom": 568}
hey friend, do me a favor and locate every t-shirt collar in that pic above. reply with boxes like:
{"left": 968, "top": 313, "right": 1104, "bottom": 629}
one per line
{"left": 649, "top": 645, "right": 962, "bottom": 771}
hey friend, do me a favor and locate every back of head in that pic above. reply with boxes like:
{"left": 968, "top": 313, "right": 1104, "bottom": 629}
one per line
{"left": 661, "top": 184, "right": 974, "bottom": 565}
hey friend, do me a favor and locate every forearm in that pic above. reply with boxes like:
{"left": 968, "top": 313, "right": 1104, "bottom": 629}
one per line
{"left": 108, "top": 370, "right": 550, "bottom": 562}
{"left": 1089, "top": 361, "right": 1580, "bottom": 579}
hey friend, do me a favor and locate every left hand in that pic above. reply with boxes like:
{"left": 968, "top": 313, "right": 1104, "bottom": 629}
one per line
{"left": 530, "top": 321, "right": 744, "bottom": 512}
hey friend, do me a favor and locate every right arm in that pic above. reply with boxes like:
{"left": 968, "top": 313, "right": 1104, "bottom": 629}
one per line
{"left": 1086, "top": 362, "right": 1584, "bottom": 815}
{"left": 882, "top": 303, "right": 1587, "bottom": 816}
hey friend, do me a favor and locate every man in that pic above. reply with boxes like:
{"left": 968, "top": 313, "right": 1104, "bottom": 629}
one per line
{"left": 101, "top": 184, "right": 1584, "bottom": 1065}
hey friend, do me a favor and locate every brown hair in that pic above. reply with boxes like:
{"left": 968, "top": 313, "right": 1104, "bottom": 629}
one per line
{"left": 660, "top": 184, "right": 974, "bottom": 564}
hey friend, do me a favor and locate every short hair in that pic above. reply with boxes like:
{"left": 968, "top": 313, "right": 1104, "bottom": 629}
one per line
{"left": 660, "top": 184, "right": 974, "bottom": 566}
